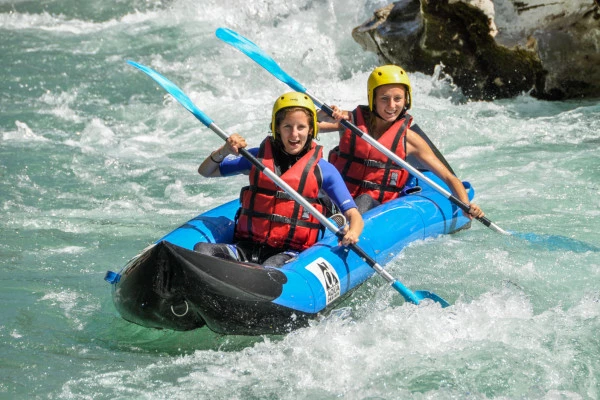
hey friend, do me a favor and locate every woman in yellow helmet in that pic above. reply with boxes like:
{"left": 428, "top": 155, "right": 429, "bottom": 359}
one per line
{"left": 320, "top": 65, "right": 485, "bottom": 218}
{"left": 197, "top": 92, "right": 363, "bottom": 266}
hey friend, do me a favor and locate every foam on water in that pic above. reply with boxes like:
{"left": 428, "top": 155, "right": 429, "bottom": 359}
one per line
{"left": 0, "top": 8, "right": 162, "bottom": 33}
{"left": 56, "top": 288, "right": 600, "bottom": 399}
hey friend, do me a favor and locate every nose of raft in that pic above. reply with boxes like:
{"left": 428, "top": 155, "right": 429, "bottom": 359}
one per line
{"left": 108, "top": 243, "right": 208, "bottom": 331}
{"left": 106, "top": 240, "right": 299, "bottom": 334}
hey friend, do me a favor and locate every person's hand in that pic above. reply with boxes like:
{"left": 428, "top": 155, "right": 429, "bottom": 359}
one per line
{"left": 224, "top": 133, "right": 247, "bottom": 155}
{"left": 339, "top": 224, "right": 360, "bottom": 246}
{"left": 467, "top": 203, "right": 484, "bottom": 219}
{"left": 330, "top": 105, "right": 349, "bottom": 122}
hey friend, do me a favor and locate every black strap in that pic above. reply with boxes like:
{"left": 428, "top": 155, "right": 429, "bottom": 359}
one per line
{"left": 238, "top": 208, "right": 321, "bottom": 229}
{"left": 339, "top": 111, "right": 359, "bottom": 179}
{"left": 335, "top": 152, "right": 404, "bottom": 170}
{"left": 284, "top": 145, "right": 322, "bottom": 248}
{"left": 243, "top": 143, "right": 266, "bottom": 242}
{"left": 343, "top": 175, "right": 403, "bottom": 193}
{"left": 240, "top": 185, "right": 320, "bottom": 202}
{"left": 377, "top": 116, "right": 409, "bottom": 202}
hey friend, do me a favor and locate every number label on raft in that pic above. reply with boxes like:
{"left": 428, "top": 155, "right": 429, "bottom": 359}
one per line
{"left": 306, "top": 258, "right": 340, "bottom": 305}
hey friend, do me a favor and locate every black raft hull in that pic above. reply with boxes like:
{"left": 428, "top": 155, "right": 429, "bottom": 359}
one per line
{"left": 112, "top": 241, "right": 316, "bottom": 335}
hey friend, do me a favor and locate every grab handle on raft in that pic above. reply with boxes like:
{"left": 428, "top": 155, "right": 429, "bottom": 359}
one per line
{"left": 215, "top": 27, "right": 510, "bottom": 236}
{"left": 126, "top": 60, "right": 450, "bottom": 308}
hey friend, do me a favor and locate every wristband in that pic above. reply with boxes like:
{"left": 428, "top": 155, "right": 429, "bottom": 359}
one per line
{"left": 210, "top": 150, "right": 223, "bottom": 163}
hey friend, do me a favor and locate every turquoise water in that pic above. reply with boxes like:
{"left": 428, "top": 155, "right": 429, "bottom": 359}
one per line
{"left": 1, "top": 1, "right": 599, "bottom": 398}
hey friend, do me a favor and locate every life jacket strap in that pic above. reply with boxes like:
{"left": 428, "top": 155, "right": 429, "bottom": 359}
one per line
{"left": 238, "top": 208, "right": 322, "bottom": 229}
{"left": 344, "top": 175, "right": 402, "bottom": 193}
{"left": 335, "top": 151, "right": 404, "bottom": 170}
{"left": 240, "top": 185, "right": 319, "bottom": 202}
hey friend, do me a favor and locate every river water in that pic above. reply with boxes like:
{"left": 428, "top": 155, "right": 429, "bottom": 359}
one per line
{"left": 1, "top": 0, "right": 599, "bottom": 399}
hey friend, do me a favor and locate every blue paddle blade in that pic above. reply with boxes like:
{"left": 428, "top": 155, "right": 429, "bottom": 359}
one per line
{"left": 215, "top": 27, "right": 306, "bottom": 93}
{"left": 391, "top": 281, "right": 450, "bottom": 308}
{"left": 415, "top": 290, "right": 451, "bottom": 308}
{"left": 126, "top": 60, "right": 213, "bottom": 127}
{"left": 510, "top": 231, "right": 599, "bottom": 253}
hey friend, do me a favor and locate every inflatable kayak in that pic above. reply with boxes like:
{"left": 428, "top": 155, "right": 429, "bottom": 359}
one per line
{"left": 105, "top": 170, "right": 474, "bottom": 335}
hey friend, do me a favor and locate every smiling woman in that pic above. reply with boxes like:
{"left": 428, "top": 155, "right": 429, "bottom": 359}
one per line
{"left": 319, "top": 64, "right": 487, "bottom": 219}
{"left": 271, "top": 92, "right": 318, "bottom": 155}
{"left": 195, "top": 90, "right": 363, "bottom": 266}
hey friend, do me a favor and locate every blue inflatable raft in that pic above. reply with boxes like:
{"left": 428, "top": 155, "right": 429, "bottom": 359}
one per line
{"left": 105, "top": 170, "right": 474, "bottom": 335}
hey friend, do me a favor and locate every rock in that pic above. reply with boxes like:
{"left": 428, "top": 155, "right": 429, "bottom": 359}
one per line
{"left": 352, "top": 0, "right": 600, "bottom": 100}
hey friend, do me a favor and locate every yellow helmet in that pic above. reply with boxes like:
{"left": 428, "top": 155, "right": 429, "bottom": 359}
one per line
{"left": 271, "top": 92, "right": 319, "bottom": 139}
{"left": 367, "top": 65, "right": 412, "bottom": 111}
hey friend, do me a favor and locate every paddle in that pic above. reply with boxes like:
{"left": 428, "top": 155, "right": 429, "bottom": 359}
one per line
{"left": 215, "top": 27, "right": 510, "bottom": 236}
{"left": 127, "top": 60, "right": 450, "bottom": 307}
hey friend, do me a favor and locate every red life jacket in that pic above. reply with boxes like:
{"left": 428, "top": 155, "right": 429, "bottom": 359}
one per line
{"left": 235, "top": 138, "right": 325, "bottom": 251}
{"left": 329, "top": 106, "right": 412, "bottom": 203}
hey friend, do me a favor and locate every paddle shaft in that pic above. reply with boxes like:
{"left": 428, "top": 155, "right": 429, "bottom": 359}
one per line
{"left": 207, "top": 123, "right": 408, "bottom": 291}
{"left": 313, "top": 97, "right": 508, "bottom": 234}
{"left": 215, "top": 27, "right": 509, "bottom": 235}
{"left": 212, "top": 126, "right": 442, "bottom": 305}
{"left": 127, "top": 60, "right": 437, "bottom": 306}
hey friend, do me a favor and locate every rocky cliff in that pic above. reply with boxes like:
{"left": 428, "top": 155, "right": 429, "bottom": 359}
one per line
{"left": 352, "top": 0, "right": 600, "bottom": 100}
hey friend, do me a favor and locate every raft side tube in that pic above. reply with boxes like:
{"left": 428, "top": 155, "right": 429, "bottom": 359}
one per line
{"left": 158, "top": 199, "right": 239, "bottom": 250}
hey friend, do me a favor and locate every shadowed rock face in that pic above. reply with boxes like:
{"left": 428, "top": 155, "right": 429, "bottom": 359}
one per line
{"left": 352, "top": 0, "right": 600, "bottom": 101}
